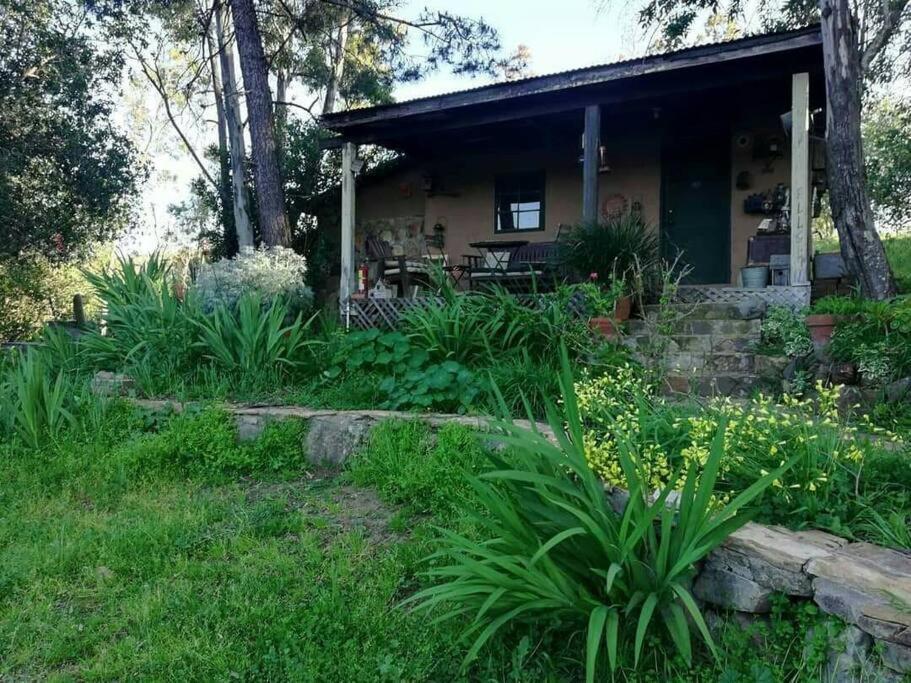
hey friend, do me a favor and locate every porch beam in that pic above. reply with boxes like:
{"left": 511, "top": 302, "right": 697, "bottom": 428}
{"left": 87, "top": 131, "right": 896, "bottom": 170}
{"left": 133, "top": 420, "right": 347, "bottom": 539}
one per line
{"left": 340, "top": 141, "right": 357, "bottom": 305}
{"left": 582, "top": 104, "right": 600, "bottom": 223}
{"left": 790, "top": 72, "right": 811, "bottom": 286}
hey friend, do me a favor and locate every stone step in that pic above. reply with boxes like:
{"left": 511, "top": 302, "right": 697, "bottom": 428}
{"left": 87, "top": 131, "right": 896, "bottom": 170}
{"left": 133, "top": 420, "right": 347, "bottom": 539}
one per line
{"left": 663, "top": 352, "right": 757, "bottom": 374}
{"left": 663, "top": 372, "right": 767, "bottom": 398}
{"left": 627, "top": 318, "right": 761, "bottom": 338}
{"left": 623, "top": 334, "right": 756, "bottom": 354}
{"left": 643, "top": 300, "right": 766, "bottom": 321}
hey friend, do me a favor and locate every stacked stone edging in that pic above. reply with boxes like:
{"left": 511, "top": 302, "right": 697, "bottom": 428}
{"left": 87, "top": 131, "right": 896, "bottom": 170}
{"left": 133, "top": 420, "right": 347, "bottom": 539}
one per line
{"left": 130, "top": 397, "right": 911, "bottom": 678}
{"left": 131, "top": 399, "right": 555, "bottom": 465}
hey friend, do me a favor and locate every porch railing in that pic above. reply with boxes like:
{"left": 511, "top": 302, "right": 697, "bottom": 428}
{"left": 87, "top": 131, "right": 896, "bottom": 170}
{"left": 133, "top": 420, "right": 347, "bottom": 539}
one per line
{"left": 340, "top": 293, "right": 588, "bottom": 330}
{"left": 676, "top": 285, "right": 810, "bottom": 310}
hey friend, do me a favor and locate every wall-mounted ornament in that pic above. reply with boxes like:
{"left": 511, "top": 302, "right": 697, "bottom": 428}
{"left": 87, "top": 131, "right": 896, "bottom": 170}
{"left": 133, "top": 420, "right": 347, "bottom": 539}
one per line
{"left": 601, "top": 193, "right": 628, "bottom": 220}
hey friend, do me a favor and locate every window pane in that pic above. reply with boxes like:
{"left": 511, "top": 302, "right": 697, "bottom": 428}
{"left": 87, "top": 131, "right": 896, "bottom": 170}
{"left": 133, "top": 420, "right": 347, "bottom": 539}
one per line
{"left": 517, "top": 211, "right": 540, "bottom": 229}
{"left": 495, "top": 172, "right": 544, "bottom": 232}
{"left": 496, "top": 211, "right": 515, "bottom": 232}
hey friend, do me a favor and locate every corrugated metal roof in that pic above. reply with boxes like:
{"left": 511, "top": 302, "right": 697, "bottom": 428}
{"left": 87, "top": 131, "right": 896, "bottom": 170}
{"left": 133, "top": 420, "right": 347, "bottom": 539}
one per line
{"left": 322, "top": 24, "right": 820, "bottom": 128}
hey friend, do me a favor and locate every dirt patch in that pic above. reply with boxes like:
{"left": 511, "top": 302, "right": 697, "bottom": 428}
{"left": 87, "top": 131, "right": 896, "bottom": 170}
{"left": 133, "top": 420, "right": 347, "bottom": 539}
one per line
{"left": 324, "top": 485, "right": 402, "bottom": 544}
{"left": 240, "top": 476, "right": 402, "bottom": 545}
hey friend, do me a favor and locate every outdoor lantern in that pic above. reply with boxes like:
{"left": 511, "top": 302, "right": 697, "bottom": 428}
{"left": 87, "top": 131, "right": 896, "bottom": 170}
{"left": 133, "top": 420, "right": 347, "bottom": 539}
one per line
{"left": 578, "top": 136, "right": 611, "bottom": 173}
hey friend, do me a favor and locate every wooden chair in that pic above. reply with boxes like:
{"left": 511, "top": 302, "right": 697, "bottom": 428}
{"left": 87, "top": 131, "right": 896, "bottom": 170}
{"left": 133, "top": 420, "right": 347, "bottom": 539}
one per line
{"left": 364, "top": 235, "right": 434, "bottom": 296}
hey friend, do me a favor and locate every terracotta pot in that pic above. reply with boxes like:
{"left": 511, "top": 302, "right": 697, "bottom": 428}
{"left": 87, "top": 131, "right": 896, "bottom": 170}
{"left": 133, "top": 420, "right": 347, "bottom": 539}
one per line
{"left": 589, "top": 316, "right": 621, "bottom": 339}
{"left": 613, "top": 295, "right": 632, "bottom": 322}
{"left": 805, "top": 313, "right": 843, "bottom": 345}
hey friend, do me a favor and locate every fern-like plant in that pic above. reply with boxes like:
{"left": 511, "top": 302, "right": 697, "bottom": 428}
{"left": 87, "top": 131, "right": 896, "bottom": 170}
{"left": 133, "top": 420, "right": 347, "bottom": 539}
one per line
{"left": 406, "top": 348, "right": 794, "bottom": 680}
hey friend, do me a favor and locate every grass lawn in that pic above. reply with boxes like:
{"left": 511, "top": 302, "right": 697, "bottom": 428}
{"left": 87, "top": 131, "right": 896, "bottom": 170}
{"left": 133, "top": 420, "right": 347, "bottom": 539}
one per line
{"left": 0, "top": 409, "right": 563, "bottom": 681}
{"left": 0, "top": 406, "right": 839, "bottom": 681}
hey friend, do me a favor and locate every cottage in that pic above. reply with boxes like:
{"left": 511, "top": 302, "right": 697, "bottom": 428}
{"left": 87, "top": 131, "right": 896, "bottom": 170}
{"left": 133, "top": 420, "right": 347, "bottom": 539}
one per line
{"left": 321, "top": 25, "right": 826, "bottom": 313}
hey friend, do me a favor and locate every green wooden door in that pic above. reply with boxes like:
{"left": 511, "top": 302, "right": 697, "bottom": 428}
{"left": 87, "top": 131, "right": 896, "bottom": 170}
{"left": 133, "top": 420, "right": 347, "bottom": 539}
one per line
{"left": 661, "top": 135, "right": 731, "bottom": 284}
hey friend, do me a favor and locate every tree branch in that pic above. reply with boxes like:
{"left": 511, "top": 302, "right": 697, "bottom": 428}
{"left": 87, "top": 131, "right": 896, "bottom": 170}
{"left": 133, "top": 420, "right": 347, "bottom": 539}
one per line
{"left": 133, "top": 46, "right": 220, "bottom": 191}
{"left": 861, "top": 0, "right": 910, "bottom": 72}
{"left": 273, "top": 97, "right": 320, "bottom": 120}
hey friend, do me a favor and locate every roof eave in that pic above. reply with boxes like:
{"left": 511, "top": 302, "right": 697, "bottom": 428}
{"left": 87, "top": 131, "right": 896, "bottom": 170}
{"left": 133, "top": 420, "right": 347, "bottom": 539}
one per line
{"left": 321, "top": 25, "right": 821, "bottom": 133}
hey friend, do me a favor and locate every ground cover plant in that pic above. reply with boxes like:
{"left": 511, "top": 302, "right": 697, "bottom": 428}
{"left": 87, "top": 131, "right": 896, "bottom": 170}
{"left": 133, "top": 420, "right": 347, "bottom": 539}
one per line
{"left": 5, "top": 250, "right": 910, "bottom": 678}
{"left": 43, "top": 252, "right": 620, "bottom": 415}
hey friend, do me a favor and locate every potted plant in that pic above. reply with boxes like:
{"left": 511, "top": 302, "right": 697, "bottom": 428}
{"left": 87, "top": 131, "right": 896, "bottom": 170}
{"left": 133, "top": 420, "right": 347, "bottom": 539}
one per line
{"left": 805, "top": 295, "right": 861, "bottom": 346}
{"left": 582, "top": 278, "right": 627, "bottom": 339}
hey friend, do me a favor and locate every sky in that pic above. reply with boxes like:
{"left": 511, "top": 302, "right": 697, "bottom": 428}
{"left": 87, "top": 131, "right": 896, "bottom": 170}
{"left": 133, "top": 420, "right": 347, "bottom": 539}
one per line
{"left": 124, "top": 0, "right": 649, "bottom": 254}
{"left": 394, "top": 0, "right": 646, "bottom": 101}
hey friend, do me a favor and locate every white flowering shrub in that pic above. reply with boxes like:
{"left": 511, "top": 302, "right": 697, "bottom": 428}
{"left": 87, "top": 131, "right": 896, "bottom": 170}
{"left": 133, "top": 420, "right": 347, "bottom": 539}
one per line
{"left": 194, "top": 246, "right": 313, "bottom": 315}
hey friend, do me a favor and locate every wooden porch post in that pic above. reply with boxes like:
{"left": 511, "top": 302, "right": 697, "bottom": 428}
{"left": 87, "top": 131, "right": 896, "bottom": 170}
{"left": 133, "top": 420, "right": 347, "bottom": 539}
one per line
{"left": 790, "top": 73, "right": 811, "bottom": 287}
{"left": 582, "top": 104, "right": 601, "bottom": 223}
{"left": 340, "top": 141, "right": 357, "bottom": 307}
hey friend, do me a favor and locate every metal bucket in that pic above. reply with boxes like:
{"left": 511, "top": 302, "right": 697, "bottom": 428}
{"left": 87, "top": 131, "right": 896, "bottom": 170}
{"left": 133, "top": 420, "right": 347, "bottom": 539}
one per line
{"left": 740, "top": 265, "right": 769, "bottom": 289}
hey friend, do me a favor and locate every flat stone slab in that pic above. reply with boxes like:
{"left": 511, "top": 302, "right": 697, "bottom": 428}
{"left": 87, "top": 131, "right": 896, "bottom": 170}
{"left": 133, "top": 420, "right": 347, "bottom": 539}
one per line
{"left": 693, "top": 567, "right": 773, "bottom": 612}
{"left": 705, "top": 523, "right": 846, "bottom": 596}
{"left": 881, "top": 639, "right": 911, "bottom": 674}
{"left": 808, "top": 543, "right": 911, "bottom": 646}
{"left": 91, "top": 371, "right": 135, "bottom": 396}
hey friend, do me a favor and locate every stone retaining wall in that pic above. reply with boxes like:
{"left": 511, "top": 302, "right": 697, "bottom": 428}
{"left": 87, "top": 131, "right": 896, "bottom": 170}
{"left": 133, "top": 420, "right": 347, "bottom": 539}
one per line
{"left": 132, "top": 398, "right": 911, "bottom": 680}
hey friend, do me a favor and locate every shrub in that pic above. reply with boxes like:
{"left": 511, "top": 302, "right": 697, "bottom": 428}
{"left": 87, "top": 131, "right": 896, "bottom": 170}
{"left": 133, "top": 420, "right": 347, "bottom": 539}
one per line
{"left": 0, "top": 251, "right": 103, "bottom": 342}
{"left": 401, "top": 294, "right": 510, "bottom": 365}
{"left": 408, "top": 351, "right": 790, "bottom": 680}
{"left": 827, "top": 295, "right": 911, "bottom": 384}
{"left": 486, "top": 350, "right": 562, "bottom": 418}
{"left": 760, "top": 305, "right": 812, "bottom": 357}
{"left": 80, "top": 253, "right": 199, "bottom": 373}
{"left": 194, "top": 246, "right": 313, "bottom": 316}
{"left": 381, "top": 359, "right": 485, "bottom": 413}
{"left": 557, "top": 213, "right": 659, "bottom": 284}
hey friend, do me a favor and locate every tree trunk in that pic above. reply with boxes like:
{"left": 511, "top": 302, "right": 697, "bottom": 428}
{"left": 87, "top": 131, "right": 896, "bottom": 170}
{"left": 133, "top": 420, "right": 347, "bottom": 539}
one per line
{"left": 205, "top": 10, "right": 237, "bottom": 254}
{"left": 819, "top": 0, "right": 897, "bottom": 299}
{"left": 216, "top": 1, "right": 254, "bottom": 249}
{"left": 229, "top": 0, "right": 290, "bottom": 247}
{"left": 275, "top": 67, "right": 288, "bottom": 158}
{"left": 323, "top": 15, "right": 349, "bottom": 115}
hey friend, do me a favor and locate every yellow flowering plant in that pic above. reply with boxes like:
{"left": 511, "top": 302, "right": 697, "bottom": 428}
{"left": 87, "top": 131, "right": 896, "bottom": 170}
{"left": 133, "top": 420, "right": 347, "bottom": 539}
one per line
{"left": 574, "top": 369, "right": 907, "bottom": 544}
